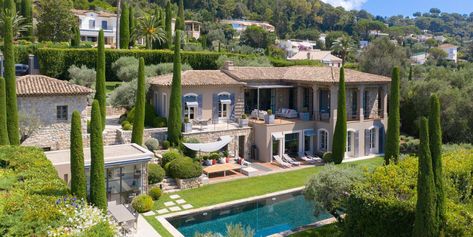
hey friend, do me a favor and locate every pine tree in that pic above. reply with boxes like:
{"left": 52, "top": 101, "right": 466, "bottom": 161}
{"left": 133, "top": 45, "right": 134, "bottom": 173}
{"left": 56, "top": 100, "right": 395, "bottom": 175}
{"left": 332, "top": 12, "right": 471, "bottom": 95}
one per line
{"left": 128, "top": 6, "right": 135, "bottom": 48}
{"left": 131, "top": 58, "right": 145, "bottom": 145}
{"left": 167, "top": 30, "right": 182, "bottom": 146}
{"left": 165, "top": 1, "right": 172, "bottom": 49}
{"left": 20, "top": 0, "right": 32, "bottom": 39}
{"left": 176, "top": 0, "right": 184, "bottom": 31}
{"left": 119, "top": 2, "right": 130, "bottom": 49}
{"left": 94, "top": 30, "right": 106, "bottom": 130}
{"left": 0, "top": 77, "right": 9, "bottom": 145}
{"left": 332, "top": 67, "right": 347, "bottom": 164}
{"left": 70, "top": 111, "right": 86, "bottom": 200}
{"left": 71, "top": 25, "right": 81, "bottom": 47}
{"left": 89, "top": 100, "right": 107, "bottom": 211}
{"left": 413, "top": 117, "right": 437, "bottom": 237}
{"left": 384, "top": 67, "right": 400, "bottom": 164}
{"left": 3, "top": 4, "right": 19, "bottom": 145}
{"left": 429, "top": 94, "right": 444, "bottom": 236}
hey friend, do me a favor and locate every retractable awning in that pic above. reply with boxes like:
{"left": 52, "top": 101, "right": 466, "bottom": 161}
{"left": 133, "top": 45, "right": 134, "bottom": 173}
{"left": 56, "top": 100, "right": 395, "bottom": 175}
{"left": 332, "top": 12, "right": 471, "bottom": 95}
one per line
{"left": 186, "top": 101, "right": 198, "bottom": 107}
{"left": 183, "top": 136, "right": 233, "bottom": 152}
{"left": 220, "top": 99, "right": 231, "bottom": 104}
{"left": 272, "top": 132, "right": 284, "bottom": 140}
{"left": 304, "top": 129, "right": 316, "bottom": 137}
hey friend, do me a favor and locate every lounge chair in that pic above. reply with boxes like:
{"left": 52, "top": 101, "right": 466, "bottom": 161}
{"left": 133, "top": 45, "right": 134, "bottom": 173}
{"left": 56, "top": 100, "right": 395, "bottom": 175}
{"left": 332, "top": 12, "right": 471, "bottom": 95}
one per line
{"left": 283, "top": 154, "right": 302, "bottom": 166}
{"left": 273, "top": 155, "right": 292, "bottom": 168}
{"left": 298, "top": 153, "right": 317, "bottom": 163}
{"left": 305, "top": 152, "right": 323, "bottom": 163}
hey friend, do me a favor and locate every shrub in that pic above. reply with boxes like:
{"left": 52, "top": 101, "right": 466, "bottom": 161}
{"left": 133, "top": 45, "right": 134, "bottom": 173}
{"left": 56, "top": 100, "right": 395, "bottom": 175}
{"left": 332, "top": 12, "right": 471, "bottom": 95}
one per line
{"left": 131, "top": 194, "right": 153, "bottom": 213}
{"left": 209, "top": 152, "right": 221, "bottom": 160}
{"left": 182, "top": 137, "right": 199, "bottom": 158}
{"left": 145, "top": 138, "right": 160, "bottom": 151}
{"left": 121, "top": 121, "right": 132, "bottom": 130}
{"left": 68, "top": 65, "right": 96, "bottom": 88}
{"left": 161, "top": 149, "right": 181, "bottom": 167}
{"left": 216, "top": 55, "right": 271, "bottom": 68}
{"left": 148, "top": 187, "right": 162, "bottom": 200}
{"left": 148, "top": 163, "right": 165, "bottom": 184}
{"left": 167, "top": 157, "right": 203, "bottom": 179}
{"left": 109, "top": 79, "right": 150, "bottom": 110}
{"left": 322, "top": 152, "right": 333, "bottom": 163}
{"left": 152, "top": 117, "right": 167, "bottom": 128}
{"left": 155, "top": 62, "right": 192, "bottom": 75}
{"left": 162, "top": 140, "right": 170, "bottom": 149}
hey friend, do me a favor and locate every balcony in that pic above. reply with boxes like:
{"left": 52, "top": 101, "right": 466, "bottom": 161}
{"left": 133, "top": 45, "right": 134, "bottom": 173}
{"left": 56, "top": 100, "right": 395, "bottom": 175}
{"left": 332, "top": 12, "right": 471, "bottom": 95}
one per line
{"left": 364, "top": 109, "right": 385, "bottom": 120}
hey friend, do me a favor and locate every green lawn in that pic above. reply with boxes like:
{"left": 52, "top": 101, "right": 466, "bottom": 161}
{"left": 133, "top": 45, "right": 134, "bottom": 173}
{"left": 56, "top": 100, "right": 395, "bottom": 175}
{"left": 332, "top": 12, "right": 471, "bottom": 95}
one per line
{"left": 105, "top": 81, "right": 123, "bottom": 94}
{"left": 289, "top": 223, "right": 342, "bottom": 237}
{"left": 147, "top": 158, "right": 383, "bottom": 236}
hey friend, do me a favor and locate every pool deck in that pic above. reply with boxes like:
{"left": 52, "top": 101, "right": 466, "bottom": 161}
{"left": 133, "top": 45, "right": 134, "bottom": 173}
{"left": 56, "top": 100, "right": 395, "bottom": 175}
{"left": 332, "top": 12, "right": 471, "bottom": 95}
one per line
{"left": 156, "top": 187, "right": 305, "bottom": 237}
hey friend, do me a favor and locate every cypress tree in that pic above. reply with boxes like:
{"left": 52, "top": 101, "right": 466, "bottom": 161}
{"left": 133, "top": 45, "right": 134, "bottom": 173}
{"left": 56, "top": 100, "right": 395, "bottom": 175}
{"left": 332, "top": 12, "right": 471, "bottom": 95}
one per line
{"left": 429, "top": 94, "right": 444, "bottom": 236}
{"left": 0, "top": 77, "right": 9, "bottom": 145}
{"left": 165, "top": 1, "right": 172, "bottom": 49}
{"left": 71, "top": 25, "right": 81, "bottom": 47}
{"left": 3, "top": 6, "right": 19, "bottom": 145}
{"left": 408, "top": 65, "right": 413, "bottom": 81}
{"left": 70, "top": 111, "right": 86, "bottom": 200}
{"left": 332, "top": 67, "right": 347, "bottom": 164}
{"left": 413, "top": 117, "right": 437, "bottom": 237}
{"left": 128, "top": 6, "right": 135, "bottom": 48}
{"left": 384, "top": 67, "right": 401, "bottom": 164}
{"left": 3, "top": 0, "right": 15, "bottom": 13}
{"left": 176, "top": 0, "right": 184, "bottom": 31}
{"left": 119, "top": 2, "right": 130, "bottom": 49}
{"left": 94, "top": 30, "right": 106, "bottom": 130}
{"left": 167, "top": 30, "right": 182, "bottom": 146}
{"left": 131, "top": 58, "right": 145, "bottom": 145}
{"left": 20, "top": 0, "right": 32, "bottom": 39}
{"left": 89, "top": 100, "right": 107, "bottom": 211}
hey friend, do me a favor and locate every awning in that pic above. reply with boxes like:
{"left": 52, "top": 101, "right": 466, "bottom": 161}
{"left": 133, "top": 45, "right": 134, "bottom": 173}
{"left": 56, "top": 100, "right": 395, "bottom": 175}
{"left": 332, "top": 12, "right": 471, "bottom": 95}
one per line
{"left": 186, "top": 101, "right": 198, "bottom": 107}
{"left": 304, "top": 129, "right": 316, "bottom": 137}
{"left": 272, "top": 132, "right": 284, "bottom": 140}
{"left": 220, "top": 99, "right": 231, "bottom": 104}
{"left": 183, "top": 136, "right": 233, "bottom": 152}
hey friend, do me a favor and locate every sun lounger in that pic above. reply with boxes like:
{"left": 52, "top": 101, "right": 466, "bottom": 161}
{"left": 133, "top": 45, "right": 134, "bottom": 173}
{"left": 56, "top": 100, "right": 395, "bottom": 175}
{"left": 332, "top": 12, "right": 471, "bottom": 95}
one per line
{"left": 283, "top": 154, "right": 302, "bottom": 166}
{"left": 305, "top": 152, "right": 323, "bottom": 163}
{"left": 273, "top": 155, "right": 292, "bottom": 168}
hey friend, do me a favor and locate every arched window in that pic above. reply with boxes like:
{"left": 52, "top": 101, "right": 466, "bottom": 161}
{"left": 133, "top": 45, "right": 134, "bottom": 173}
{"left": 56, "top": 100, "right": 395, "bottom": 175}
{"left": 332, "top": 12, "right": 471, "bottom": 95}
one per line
{"left": 184, "top": 93, "right": 198, "bottom": 120}
{"left": 318, "top": 129, "right": 329, "bottom": 152}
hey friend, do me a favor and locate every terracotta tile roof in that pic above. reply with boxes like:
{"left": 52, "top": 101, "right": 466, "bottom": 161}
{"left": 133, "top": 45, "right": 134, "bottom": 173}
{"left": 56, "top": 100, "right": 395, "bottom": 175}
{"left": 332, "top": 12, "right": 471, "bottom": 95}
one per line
{"left": 71, "top": 9, "right": 117, "bottom": 18}
{"left": 438, "top": 44, "right": 457, "bottom": 49}
{"left": 149, "top": 70, "right": 246, "bottom": 86}
{"left": 16, "top": 75, "right": 94, "bottom": 97}
{"left": 223, "top": 66, "right": 390, "bottom": 84}
{"left": 288, "top": 50, "right": 342, "bottom": 62}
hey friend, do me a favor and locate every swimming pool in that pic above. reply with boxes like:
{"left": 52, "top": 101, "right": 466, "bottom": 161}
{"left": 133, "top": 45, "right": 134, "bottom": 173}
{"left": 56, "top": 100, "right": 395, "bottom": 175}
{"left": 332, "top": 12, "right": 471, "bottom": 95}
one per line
{"left": 167, "top": 191, "right": 332, "bottom": 237}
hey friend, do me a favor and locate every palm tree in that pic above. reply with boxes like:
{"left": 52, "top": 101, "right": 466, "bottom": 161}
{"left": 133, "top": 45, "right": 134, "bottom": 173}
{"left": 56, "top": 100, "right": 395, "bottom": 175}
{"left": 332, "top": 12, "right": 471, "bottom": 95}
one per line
{"left": 0, "top": 11, "right": 31, "bottom": 39}
{"left": 331, "top": 36, "right": 354, "bottom": 66}
{"left": 132, "top": 15, "right": 166, "bottom": 49}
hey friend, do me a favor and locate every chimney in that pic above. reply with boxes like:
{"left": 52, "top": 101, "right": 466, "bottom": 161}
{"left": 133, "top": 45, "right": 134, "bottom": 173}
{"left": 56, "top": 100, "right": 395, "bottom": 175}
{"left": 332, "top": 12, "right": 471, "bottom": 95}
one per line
{"left": 223, "top": 61, "right": 234, "bottom": 70}
{"left": 28, "top": 54, "right": 35, "bottom": 75}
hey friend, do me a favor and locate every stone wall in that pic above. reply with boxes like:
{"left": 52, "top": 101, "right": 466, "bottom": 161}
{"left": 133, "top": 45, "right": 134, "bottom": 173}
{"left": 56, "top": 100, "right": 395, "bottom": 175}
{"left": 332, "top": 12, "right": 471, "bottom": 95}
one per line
{"left": 176, "top": 177, "right": 201, "bottom": 190}
{"left": 84, "top": 106, "right": 126, "bottom": 117}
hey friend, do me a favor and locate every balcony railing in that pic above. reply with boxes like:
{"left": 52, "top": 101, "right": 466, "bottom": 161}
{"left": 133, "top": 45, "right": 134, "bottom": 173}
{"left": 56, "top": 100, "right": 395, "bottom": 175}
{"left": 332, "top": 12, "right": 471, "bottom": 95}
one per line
{"left": 314, "top": 111, "right": 331, "bottom": 122}
{"left": 347, "top": 111, "right": 360, "bottom": 121}
{"left": 364, "top": 109, "right": 384, "bottom": 119}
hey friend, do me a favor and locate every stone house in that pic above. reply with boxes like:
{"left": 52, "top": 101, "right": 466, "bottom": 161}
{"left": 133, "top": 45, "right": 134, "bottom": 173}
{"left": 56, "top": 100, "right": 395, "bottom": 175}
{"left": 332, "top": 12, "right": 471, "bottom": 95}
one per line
{"left": 17, "top": 75, "right": 93, "bottom": 150}
{"left": 148, "top": 63, "right": 390, "bottom": 163}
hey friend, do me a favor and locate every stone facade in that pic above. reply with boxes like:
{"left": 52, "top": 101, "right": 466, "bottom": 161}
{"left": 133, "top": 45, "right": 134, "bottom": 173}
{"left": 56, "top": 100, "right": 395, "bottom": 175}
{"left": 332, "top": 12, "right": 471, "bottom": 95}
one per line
{"left": 176, "top": 177, "right": 201, "bottom": 190}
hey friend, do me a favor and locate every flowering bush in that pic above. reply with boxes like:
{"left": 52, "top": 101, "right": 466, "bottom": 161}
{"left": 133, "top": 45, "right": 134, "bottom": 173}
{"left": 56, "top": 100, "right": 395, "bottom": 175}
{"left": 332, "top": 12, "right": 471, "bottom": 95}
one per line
{"left": 47, "top": 197, "right": 118, "bottom": 237}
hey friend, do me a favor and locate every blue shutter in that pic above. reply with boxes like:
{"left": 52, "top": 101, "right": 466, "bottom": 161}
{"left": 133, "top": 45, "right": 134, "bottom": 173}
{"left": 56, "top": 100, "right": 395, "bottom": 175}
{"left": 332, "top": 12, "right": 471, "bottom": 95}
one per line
{"left": 354, "top": 130, "right": 359, "bottom": 157}
{"left": 212, "top": 94, "right": 219, "bottom": 124}
{"left": 197, "top": 94, "right": 203, "bottom": 119}
{"left": 379, "top": 126, "right": 385, "bottom": 154}
{"left": 181, "top": 96, "right": 186, "bottom": 121}
{"left": 230, "top": 93, "right": 235, "bottom": 120}
{"left": 364, "top": 129, "right": 370, "bottom": 156}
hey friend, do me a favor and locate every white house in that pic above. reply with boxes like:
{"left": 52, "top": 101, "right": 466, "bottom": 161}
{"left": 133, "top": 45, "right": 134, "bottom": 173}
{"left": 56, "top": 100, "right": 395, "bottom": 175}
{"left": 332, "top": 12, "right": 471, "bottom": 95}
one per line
{"left": 279, "top": 39, "right": 317, "bottom": 58}
{"left": 72, "top": 9, "right": 117, "bottom": 47}
{"left": 288, "top": 50, "right": 342, "bottom": 67}
{"left": 410, "top": 52, "right": 428, "bottom": 65}
{"left": 220, "top": 19, "right": 275, "bottom": 33}
{"left": 438, "top": 44, "right": 458, "bottom": 63}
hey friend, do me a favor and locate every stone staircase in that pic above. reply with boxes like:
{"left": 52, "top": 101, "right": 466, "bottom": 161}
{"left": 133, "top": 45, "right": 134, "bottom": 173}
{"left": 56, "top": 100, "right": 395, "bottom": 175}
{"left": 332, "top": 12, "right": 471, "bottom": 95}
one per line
{"left": 161, "top": 177, "right": 180, "bottom": 193}
{"left": 103, "top": 129, "right": 120, "bottom": 145}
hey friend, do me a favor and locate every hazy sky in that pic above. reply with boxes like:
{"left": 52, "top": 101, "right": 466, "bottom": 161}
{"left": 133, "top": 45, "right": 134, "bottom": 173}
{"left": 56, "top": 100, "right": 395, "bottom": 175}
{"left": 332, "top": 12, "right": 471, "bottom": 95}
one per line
{"left": 321, "top": 0, "right": 473, "bottom": 17}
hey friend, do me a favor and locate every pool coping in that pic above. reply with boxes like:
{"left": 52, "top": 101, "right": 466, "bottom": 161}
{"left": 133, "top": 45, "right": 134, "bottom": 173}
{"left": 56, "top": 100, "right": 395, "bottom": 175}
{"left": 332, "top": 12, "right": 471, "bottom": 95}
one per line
{"left": 156, "top": 187, "right": 305, "bottom": 237}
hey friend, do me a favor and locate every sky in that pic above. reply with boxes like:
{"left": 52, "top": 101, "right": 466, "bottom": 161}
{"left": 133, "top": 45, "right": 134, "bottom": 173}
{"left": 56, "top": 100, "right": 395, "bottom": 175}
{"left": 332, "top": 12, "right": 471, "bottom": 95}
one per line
{"left": 321, "top": 0, "right": 473, "bottom": 17}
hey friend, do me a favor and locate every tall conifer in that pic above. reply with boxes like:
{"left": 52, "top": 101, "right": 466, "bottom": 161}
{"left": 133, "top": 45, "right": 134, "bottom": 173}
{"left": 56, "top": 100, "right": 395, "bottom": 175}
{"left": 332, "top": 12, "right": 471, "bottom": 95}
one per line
{"left": 119, "top": 2, "right": 130, "bottom": 49}
{"left": 0, "top": 77, "right": 9, "bottom": 145}
{"left": 70, "top": 111, "right": 86, "bottom": 200}
{"left": 89, "top": 100, "right": 106, "bottom": 211}
{"left": 385, "top": 67, "right": 401, "bottom": 164}
{"left": 94, "top": 30, "right": 106, "bottom": 130}
{"left": 165, "top": 1, "right": 172, "bottom": 49}
{"left": 167, "top": 31, "right": 182, "bottom": 146}
{"left": 332, "top": 67, "right": 347, "bottom": 164}
{"left": 131, "top": 58, "right": 145, "bottom": 145}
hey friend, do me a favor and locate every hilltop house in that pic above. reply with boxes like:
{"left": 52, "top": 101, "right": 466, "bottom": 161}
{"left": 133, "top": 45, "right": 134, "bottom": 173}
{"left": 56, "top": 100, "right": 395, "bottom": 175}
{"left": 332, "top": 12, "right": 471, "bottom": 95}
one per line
{"left": 171, "top": 19, "right": 202, "bottom": 40}
{"left": 279, "top": 40, "right": 342, "bottom": 67}
{"left": 149, "top": 63, "right": 390, "bottom": 163}
{"left": 220, "top": 19, "right": 275, "bottom": 34}
{"left": 17, "top": 75, "right": 93, "bottom": 150}
{"left": 72, "top": 9, "right": 117, "bottom": 46}
{"left": 438, "top": 44, "right": 458, "bottom": 63}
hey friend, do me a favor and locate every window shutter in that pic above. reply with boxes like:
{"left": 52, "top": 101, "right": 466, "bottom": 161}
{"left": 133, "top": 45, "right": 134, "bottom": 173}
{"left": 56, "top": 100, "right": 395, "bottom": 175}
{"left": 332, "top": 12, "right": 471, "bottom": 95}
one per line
{"left": 379, "top": 126, "right": 385, "bottom": 154}
{"left": 197, "top": 94, "right": 203, "bottom": 119}
{"left": 230, "top": 93, "right": 235, "bottom": 120}
{"left": 181, "top": 96, "right": 186, "bottom": 121}
{"left": 354, "top": 130, "right": 359, "bottom": 157}
{"left": 364, "top": 129, "right": 370, "bottom": 156}
{"left": 212, "top": 93, "right": 219, "bottom": 123}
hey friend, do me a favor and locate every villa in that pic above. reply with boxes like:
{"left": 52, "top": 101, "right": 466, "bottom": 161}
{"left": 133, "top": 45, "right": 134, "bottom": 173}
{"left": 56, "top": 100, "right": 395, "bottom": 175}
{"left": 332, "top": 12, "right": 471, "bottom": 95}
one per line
{"left": 438, "top": 43, "right": 458, "bottom": 63}
{"left": 220, "top": 19, "right": 276, "bottom": 33}
{"left": 72, "top": 9, "right": 117, "bottom": 46}
{"left": 149, "top": 62, "right": 390, "bottom": 163}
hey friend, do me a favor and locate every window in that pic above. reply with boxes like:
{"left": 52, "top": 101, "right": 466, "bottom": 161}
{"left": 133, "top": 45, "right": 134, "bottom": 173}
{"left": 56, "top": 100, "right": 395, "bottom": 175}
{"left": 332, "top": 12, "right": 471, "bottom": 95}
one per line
{"left": 369, "top": 128, "right": 377, "bottom": 149}
{"left": 304, "top": 135, "right": 311, "bottom": 152}
{"left": 319, "top": 130, "right": 328, "bottom": 151}
{"left": 88, "top": 20, "right": 95, "bottom": 29}
{"left": 184, "top": 94, "right": 198, "bottom": 120}
{"left": 57, "top": 105, "right": 68, "bottom": 121}
{"left": 219, "top": 101, "right": 230, "bottom": 119}
{"left": 351, "top": 90, "right": 358, "bottom": 116}
{"left": 64, "top": 174, "right": 68, "bottom": 184}
{"left": 162, "top": 93, "right": 167, "bottom": 116}
{"left": 346, "top": 132, "right": 352, "bottom": 152}
{"left": 303, "top": 87, "right": 310, "bottom": 109}
{"left": 101, "top": 21, "right": 108, "bottom": 30}
{"left": 284, "top": 133, "right": 300, "bottom": 157}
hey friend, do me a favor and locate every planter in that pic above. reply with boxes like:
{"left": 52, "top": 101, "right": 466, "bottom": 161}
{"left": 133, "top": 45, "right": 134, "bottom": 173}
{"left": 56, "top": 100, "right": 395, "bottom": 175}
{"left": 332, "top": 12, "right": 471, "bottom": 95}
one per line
{"left": 212, "top": 159, "right": 217, "bottom": 165}
{"left": 183, "top": 122, "right": 192, "bottom": 132}
{"left": 264, "top": 114, "right": 275, "bottom": 124}
{"left": 203, "top": 159, "right": 212, "bottom": 166}
{"left": 299, "top": 112, "right": 310, "bottom": 121}
{"left": 176, "top": 177, "right": 201, "bottom": 190}
{"left": 239, "top": 118, "right": 249, "bottom": 127}
{"left": 218, "top": 157, "right": 226, "bottom": 164}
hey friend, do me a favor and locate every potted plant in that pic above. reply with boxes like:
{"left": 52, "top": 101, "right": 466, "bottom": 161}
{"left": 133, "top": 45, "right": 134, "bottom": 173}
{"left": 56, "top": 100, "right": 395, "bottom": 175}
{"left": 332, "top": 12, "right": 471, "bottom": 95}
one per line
{"left": 203, "top": 155, "right": 212, "bottom": 166}
{"left": 239, "top": 114, "right": 249, "bottom": 127}
{"left": 209, "top": 152, "right": 219, "bottom": 165}
{"left": 264, "top": 109, "right": 275, "bottom": 124}
{"left": 299, "top": 107, "right": 310, "bottom": 121}
{"left": 222, "top": 150, "right": 230, "bottom": 163}
{"left": 183, "top": 118, "right": 192, "bottom": 132}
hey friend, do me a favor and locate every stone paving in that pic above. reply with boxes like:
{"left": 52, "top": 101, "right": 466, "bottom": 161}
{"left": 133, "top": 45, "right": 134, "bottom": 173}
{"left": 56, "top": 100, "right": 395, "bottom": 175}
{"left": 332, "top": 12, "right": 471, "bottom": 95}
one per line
{"left": 152, "top": 194, "right": 194, "bottom": 217}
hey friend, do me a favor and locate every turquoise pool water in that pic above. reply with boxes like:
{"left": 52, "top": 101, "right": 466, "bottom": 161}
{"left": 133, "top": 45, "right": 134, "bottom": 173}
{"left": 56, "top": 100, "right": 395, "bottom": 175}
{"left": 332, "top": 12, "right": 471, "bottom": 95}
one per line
{"left": 168, "top": 191, "right": 331, "bottom": 237}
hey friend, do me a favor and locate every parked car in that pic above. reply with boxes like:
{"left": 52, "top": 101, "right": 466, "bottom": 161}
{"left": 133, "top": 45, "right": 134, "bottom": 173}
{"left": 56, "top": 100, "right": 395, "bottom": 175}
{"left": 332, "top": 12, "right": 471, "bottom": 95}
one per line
{"left": 15, "top": 64, "right": 29, "bottom": 76}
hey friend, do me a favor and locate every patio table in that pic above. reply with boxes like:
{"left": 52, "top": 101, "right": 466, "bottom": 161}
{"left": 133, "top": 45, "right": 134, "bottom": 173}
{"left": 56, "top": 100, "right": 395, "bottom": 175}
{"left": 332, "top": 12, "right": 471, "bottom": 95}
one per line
{"left": 203, "top": 163, "right": 242, "bottom": 178}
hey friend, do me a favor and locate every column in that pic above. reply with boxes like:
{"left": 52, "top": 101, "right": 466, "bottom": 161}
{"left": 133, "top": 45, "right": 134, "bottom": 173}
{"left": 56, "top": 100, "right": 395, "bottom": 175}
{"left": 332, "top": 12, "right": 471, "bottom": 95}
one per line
{"left": 297, "top": 86, "right": 304, "bottom": 112}
{"left": 383, "top": 85, "right": 388, "bottom": 119}
{"left": 312, "top": 85, "right": 319, "bottom": 120}
{"left": 358, "top": 85, "right": 365, "bottom": 121}
{"left": 330, "top": 85, "right": 338, "bottom": 124}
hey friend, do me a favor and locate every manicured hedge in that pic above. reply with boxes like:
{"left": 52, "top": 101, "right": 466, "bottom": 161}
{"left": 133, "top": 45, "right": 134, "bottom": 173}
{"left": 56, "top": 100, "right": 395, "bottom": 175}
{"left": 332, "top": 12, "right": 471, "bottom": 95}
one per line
{"left": 36, "top": 48, "right": 244, "bottom": 80}
{"left": 131, "top": 194, "right": 154, "bottom": 213}
{"left": 167, "top": 157, "right": 203, "bottom": 179}
{"left": 344, "top": 149, "right": 473, "bottom": 237}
